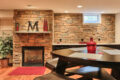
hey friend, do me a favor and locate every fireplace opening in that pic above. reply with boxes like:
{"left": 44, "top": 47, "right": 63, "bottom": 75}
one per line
{"left": 22, "top": 46, "right": 44, "bottom": 66}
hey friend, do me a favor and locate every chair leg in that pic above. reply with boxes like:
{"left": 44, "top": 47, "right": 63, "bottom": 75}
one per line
{"left": 56, "top": 58, "right": 68, "bottom": 75}
{"left": 98, "top": 67, "right": 102, "bottom": 78}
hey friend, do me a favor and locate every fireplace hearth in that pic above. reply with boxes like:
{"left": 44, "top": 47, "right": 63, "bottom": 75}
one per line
{"left": 22, "top": 46, "right": 44, "bottom": 66}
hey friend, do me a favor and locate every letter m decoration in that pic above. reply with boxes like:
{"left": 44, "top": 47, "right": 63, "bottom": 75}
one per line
{"left": 28, "top": 21, "right": 39, "bottom": 31}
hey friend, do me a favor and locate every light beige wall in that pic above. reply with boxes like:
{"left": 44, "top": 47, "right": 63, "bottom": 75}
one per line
{"left": 115, "top": 14, "right": 120, "bottom": 43}
{"left": 0, "top": 10, "right": 14, "bottom": 37}
{"left": 0, "top": 10, "right": 13, "bottom": 18}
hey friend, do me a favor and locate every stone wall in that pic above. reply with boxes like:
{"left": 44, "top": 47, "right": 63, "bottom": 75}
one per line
{"left": 54, "top": 13, "right": 115, "bottom": 44}
{"left": 12, "top": 11, "right": 115, "bottom": 66}
{"left": 13, "top": 10, "right": 53, "bottom": 66}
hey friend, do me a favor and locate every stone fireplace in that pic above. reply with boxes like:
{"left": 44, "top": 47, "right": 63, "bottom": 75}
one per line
{"left": 13, "top": 10, "right": 53, "bottom": 66}
{"left": 22, "top": 46, "right": 44, "bottom": 66}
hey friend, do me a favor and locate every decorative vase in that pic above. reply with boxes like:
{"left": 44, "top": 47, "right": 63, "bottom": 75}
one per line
{"left": 87, "top": 38, "right": 96, "bottom": 53}
{"left": 43, "top": 19, "right": 48, "bottom": 31}
{"left": 15, "top": 23, "right": 19, "bottom": 31}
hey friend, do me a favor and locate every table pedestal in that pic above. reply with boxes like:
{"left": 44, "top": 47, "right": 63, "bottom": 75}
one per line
{"left": 112, "top": 68, "right": 120, "bottom": 80}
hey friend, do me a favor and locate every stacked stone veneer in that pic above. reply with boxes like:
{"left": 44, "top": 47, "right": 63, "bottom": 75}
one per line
{"left": 54, "top": 13, "right": 115, "bottom": 44}
{"left": 13, "top": 10, "right": 53, "bottom": 66}
{"left": 13, "top": 10, "right": 115, "bottom": 66}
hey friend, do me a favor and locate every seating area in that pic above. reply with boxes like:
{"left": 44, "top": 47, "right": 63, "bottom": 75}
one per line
{"left": 45, "top": 58, "right": 59, "bottom": 71}
{"left": 44, "top": 58, "right": 116, "bottom": 80}
{"left": 1, "top": 0, "right": 120, "bottom": 80}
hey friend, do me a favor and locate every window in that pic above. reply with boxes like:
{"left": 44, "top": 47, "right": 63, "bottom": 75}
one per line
{"left": 83, "top": 13, "right": 101, "bottom": 24}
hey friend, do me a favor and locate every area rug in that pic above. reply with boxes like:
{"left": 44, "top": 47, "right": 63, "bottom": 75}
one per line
{"left": 9, "top": 66, "right": 46, "bottom": 75}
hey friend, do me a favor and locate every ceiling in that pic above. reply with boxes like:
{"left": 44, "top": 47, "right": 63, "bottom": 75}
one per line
{"left": 0, "top": 0, "right": 120, "bottom": 13}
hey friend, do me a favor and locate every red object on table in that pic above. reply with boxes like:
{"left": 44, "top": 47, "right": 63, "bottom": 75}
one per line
{"left": 43, "top": 19, "right": 48, "bottom": 31}
{"left": 87, "top": 38, "right": 96, "bottom": 53}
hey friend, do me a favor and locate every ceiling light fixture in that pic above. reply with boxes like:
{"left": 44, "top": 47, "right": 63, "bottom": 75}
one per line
{"left": 64, "top": 10, "right": 69, "bottom": 13}
{"left": 27, "top": 5, "right": 32, "bottom": 7}
{"left": 27, "top": 5, "right": 36, "bottom": 9}
{"left": 77, "top": 5, "right": 83, "bottom": 8}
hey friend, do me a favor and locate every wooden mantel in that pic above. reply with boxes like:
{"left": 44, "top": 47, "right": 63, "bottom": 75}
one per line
{"left": 15, "top": 31, "right": 51, "bottom": 34}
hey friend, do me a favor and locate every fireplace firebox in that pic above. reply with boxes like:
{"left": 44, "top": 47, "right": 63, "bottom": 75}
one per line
{"left": 22, "top": 46, "right": 44, "bottom": 66}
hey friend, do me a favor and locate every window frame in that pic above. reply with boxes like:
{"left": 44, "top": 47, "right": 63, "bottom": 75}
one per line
{"left": 83, "top": 13, "right": 101, "bottom": 24}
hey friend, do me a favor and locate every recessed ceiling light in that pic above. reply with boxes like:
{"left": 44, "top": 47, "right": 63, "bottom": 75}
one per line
{"left": 64, "top": 10, "right": 69, "bottom": 13}
{"left": 77, "top": 5, "right": 83, "bottom": 8}
{"left": 27, "top": 5, "right": 36, "bottom": 9}
{"left": 27, "top": 5, "right": 32, "bottom": 7}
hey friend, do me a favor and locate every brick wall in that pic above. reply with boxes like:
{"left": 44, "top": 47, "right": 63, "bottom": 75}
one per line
{"left": 13, "top": 10, "right": 53, "bottom": 66}
{"left": 54, "top": 13, "right": 115, "bottom": 44}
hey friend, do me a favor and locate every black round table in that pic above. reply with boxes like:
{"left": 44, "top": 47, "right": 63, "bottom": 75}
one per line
{"left": 52, "top": 46, "right": 120, "bottom": 80}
